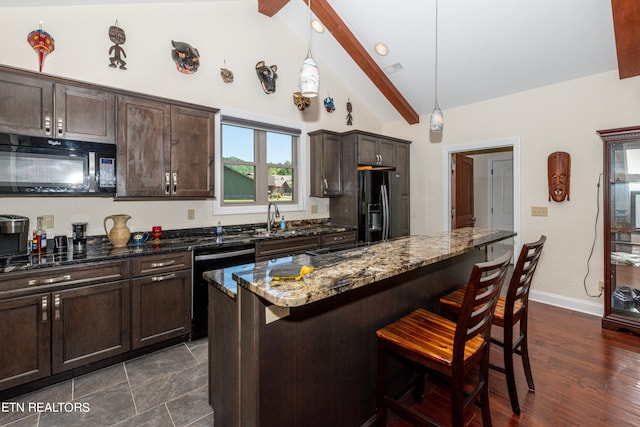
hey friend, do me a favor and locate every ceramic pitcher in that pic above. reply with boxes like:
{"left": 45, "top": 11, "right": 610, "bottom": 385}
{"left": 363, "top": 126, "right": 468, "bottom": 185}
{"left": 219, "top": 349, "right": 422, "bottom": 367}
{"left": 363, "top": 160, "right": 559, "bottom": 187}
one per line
{"left": 104, "top": 214, "right": 131, "bottom": 248}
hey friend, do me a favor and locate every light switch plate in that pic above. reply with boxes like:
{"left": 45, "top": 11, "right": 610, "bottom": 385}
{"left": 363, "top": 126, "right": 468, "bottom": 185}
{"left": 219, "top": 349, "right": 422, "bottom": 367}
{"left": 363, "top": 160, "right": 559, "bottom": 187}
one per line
{"left": 531, "top": 206, "right": 548, "bottom": 217}
{"left": 42, "top": 215, "right": 55, "bottom": 228}
{"left": 187, "top": 209, "right": 195, "bottom": 220}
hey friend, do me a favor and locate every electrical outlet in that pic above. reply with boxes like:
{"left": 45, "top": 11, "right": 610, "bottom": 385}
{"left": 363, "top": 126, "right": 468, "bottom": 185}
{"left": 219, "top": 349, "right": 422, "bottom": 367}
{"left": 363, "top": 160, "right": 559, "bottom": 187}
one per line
{"left": 599, "top": 280, "right": 605, "bottom": 291}
{"left": 311, "top": 205, "right": 318, "bottom": 214}
{"left": 531, "top": 206, "right": 548, "bottom": 217}
{"left": 187, "top": 209, "right": 195, "bottom": 220}
{"left": 42, "top": 215, "right": 54, "bottom": 229}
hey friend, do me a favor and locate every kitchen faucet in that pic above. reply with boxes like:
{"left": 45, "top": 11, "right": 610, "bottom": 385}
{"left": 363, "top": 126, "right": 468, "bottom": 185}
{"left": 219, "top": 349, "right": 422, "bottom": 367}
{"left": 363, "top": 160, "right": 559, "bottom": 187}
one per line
{"left": 267, "top": 201, "right": 280, "bottom": 233}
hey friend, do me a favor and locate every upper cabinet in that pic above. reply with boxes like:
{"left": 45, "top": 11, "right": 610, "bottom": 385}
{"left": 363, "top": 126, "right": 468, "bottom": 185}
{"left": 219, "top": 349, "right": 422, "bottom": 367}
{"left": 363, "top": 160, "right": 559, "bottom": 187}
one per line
{"left": 354, "top": 133, "right": 396, "bottom": 167}
{"left": 116, "top": 95, "right": 216, "bottom": 199}
{"left": 0, "top": 67, "right": 115, "bottom": 143}
{"left": 309, "top": 130, "right": 342, "bottom": 197}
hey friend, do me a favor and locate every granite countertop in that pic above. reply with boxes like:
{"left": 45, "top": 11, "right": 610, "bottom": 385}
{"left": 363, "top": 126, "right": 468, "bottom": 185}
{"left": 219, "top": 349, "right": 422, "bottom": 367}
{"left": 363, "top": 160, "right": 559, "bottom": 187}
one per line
{"left": 204, "top": 228, "right": 515, "bottom": 307}
{"left": 1, "top": 220, "right": 353, "bottom": 274}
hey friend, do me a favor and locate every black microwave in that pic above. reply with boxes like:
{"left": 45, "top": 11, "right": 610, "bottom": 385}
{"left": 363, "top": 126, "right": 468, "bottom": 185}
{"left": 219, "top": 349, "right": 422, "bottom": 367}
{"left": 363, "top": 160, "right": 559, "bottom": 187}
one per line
{"left": 0, "top": 133, "right": 116, "bottom": 195}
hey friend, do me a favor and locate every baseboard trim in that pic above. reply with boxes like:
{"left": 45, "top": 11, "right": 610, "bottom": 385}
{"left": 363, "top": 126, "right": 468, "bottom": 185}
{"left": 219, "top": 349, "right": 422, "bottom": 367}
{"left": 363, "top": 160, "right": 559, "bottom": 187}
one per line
{"left": 530, "top": 290, "right": 603, "bottom": 317}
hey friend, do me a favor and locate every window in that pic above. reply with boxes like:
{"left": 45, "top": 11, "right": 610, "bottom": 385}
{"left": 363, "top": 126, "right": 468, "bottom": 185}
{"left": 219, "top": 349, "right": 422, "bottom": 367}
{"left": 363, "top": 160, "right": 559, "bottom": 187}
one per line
{"left": 218, "top": 116, "right": 301, "bottom": 211}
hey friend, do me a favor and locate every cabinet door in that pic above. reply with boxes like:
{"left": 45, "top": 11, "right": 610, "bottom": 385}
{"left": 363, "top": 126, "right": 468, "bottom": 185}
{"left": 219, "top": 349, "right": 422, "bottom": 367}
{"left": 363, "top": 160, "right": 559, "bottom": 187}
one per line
{"left": 395, "top": 142, "right": 410, "bottom": 196}
{"left": 357, "top": 135, "right": 379, "bottom": 165}
{"left": 170, "top": 106, "right": 215, "bottom": 198}
{"left": 117, "top": 95, "right": 171, "bottom": 197}
{"left": 55, "top": 84, "right": 115, "bottom": 143}
{"left": 131, "top": 269, "right": 191, "bottom": 349}
{"left": 51, "top": 280, "right": 130, "bottom": 373}
{"left": 0, "top": 293, "right": 51, "bottom": 391}
{"left": 378, "top": 138, "right": 396, "bottom": 167}
{"left": 322, "top": 134, "right": 342, "bottom": 197}
{"left": 0, "top": 70, "right": 53, "bottom": 136}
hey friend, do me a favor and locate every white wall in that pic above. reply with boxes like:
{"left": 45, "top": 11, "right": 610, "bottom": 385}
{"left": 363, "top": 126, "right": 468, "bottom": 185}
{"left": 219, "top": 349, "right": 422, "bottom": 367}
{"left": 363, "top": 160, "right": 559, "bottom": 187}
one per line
{"left": 385, "top": 70, "right": 640, "bottom": 312}
{"left": 1, "top": 1, "right": 383, "bottom": 236}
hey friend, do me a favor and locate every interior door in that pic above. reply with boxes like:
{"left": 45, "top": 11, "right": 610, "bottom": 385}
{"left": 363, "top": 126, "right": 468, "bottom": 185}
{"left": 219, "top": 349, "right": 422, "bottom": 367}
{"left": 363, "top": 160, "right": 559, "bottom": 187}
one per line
{"left": 490, "top": 156, "right": 514, "bottom": 259}
{"left": 452, "top": 153, "right": 475, "bottom": 228}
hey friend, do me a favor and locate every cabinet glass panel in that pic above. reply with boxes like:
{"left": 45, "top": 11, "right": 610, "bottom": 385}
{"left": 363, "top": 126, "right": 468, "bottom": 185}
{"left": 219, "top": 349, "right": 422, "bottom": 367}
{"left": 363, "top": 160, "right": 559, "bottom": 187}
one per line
{"left": 610, "top": 143, "right": 640, "bottom": 317}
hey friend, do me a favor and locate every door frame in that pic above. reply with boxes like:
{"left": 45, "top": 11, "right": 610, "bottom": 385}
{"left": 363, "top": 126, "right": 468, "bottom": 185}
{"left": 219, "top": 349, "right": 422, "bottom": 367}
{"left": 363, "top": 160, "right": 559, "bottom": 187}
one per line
{"left": 442, "top": 137, "right": 521, "bottom": 259}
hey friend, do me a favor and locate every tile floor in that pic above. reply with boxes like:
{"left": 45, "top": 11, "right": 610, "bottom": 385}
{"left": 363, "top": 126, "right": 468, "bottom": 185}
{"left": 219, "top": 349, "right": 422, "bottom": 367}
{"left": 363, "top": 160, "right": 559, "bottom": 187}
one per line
{"left": 0, "top": 338, "right": 212, "bottom": 427}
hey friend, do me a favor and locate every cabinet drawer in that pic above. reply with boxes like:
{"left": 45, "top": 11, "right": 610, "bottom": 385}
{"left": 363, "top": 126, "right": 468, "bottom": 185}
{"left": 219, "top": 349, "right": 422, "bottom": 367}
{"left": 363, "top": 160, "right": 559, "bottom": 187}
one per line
{"left": 0, "top": 260, "right": 129, "bottom": 296}
{"left": 131, "top": 251, "right": 192, "bottom": 277}
{"left": 321, "top": 231, "right": 357, "bottom": 247}
{"left": 255, "top": 236, "right": 320, "bottom": 261}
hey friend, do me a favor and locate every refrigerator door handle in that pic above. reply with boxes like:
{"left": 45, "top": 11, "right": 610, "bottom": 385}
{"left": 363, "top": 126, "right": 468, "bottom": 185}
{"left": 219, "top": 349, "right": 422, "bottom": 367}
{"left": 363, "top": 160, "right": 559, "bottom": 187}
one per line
{"left": 381, "top": 184, "right": 389, "bottom": 240}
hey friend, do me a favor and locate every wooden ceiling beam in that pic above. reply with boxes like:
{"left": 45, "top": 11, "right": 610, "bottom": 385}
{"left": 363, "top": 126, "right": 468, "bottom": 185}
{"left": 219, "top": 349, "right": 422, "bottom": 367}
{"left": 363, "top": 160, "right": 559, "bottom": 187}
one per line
{"left": 258, "top": 0, "right": 420, "bottom": 124}
{"left": 611, "top": 0, "right": 640, "bottom": 79}
{"left": 258, "top": 0, "right": 290, "bottom": 17}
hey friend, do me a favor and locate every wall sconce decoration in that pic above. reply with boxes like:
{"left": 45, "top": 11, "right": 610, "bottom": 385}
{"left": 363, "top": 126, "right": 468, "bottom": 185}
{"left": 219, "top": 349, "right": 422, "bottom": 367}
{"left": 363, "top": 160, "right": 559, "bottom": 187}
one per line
{"left": 108, "top": 20, "right": 127, "bottom": 70}
{"left": 171, "top": 40, "right": 200, "bottom": 74}
{"left": 27, "top": 22, "right": 55, "bottom": 72}
{"left": 548, "top": 151, "right": 571, "bottom": 202}
{"left": 346, "top": 99, "right": 353, "bottom": 125}
{"left": 293, "top": 92, "right": 311, "bottom": 110}
{"left": 323, "top": 96, "right": 335, "bottom": 113}
{"left": 255, "top": 61, "right": 278, "bottom": 94}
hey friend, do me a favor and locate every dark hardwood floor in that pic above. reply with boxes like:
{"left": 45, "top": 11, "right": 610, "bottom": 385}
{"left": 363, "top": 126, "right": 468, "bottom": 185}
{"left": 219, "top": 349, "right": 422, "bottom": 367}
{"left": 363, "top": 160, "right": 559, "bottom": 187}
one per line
{"left": 390, "top": 301, "right": 640, "bottom": 427}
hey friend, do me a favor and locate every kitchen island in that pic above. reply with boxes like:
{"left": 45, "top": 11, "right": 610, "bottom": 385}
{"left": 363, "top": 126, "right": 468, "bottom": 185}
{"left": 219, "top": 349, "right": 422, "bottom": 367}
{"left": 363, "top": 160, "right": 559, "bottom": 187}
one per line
{"left": 205, "top": 228, "right": 514, "bottom": 427}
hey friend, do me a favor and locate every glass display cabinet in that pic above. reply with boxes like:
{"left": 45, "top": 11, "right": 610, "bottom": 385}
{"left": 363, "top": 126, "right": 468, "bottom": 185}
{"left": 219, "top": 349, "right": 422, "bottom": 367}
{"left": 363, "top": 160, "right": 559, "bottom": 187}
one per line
{"left": 599, "top": 126, "right": 640, "bottom": 334}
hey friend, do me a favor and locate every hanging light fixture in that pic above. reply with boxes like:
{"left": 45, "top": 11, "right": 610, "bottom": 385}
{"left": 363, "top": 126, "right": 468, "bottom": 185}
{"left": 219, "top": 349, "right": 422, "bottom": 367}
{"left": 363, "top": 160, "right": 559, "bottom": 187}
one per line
{"left": 430, "top": 0, "right": 444, "bottom": 132}
{"left": 300, "top": 0, "right": 319, "bottom": 97}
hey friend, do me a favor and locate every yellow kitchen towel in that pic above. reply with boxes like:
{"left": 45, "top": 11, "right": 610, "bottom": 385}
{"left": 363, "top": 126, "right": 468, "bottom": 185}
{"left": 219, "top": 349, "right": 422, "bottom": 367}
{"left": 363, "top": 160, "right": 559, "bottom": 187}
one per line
{"left": 269, "top": 265, "right": 314, "bottom": 281}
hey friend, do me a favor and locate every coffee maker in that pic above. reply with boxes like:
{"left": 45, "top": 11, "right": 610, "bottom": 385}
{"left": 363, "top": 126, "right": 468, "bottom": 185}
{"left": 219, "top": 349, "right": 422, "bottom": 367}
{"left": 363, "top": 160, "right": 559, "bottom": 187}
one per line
{"left": 0, "top": 215, "right": 30, "bottom": 259}
{"left": 72, "top": 222, "right": 88, "bottom": 251}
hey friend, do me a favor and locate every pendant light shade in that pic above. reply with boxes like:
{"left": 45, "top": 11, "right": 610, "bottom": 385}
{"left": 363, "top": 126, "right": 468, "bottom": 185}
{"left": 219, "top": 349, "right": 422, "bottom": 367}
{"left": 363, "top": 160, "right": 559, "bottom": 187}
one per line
{"left": 300, "top": 0, "right": 319, "bottom": 97}
{"left": 430, "top": 0, "right": 443, "bottom": 132}
{"left": 300, "top": 50, "right": 319, "bottom": 97}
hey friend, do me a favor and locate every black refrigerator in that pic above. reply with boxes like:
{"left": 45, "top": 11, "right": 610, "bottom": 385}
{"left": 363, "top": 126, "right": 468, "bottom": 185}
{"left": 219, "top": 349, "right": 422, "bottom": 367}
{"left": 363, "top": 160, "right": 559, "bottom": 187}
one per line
{"left": 358, "top": 169, "right": 402, "bottom": 242}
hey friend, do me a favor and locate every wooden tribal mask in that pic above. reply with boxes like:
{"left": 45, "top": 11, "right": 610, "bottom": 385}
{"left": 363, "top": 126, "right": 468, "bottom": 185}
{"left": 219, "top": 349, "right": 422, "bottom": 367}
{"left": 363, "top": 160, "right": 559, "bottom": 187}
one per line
{"left": 548, "top": 151, "right": 571, "bottom": 202}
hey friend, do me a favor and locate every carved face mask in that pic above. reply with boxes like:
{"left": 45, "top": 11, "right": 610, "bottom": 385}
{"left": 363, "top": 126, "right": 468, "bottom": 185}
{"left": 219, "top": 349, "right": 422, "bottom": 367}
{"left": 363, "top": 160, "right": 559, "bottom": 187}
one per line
{"left": 548, "top": 151, "right": 571, "bottom": 202}
{"left": 171, "top": 40, "right": 200, "bottom": 74}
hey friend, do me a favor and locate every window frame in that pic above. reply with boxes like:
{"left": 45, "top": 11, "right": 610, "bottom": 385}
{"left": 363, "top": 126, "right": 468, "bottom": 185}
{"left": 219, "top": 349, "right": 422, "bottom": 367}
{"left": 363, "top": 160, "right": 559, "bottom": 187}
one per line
{"left": 214, "top": 113, "right": 307, "bottom": 216}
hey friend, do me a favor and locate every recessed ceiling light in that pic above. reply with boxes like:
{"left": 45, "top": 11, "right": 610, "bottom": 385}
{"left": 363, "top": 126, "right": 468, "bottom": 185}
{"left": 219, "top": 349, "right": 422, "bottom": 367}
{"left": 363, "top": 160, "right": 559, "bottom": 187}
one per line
{"left": 374, "top": 42, "right": 389, "bottom": 56}
{"left": 311, "top": 19, "right": 325, "bottom": 33}
{"left": 383, "top": 62, "right": 404, "bottom": 74}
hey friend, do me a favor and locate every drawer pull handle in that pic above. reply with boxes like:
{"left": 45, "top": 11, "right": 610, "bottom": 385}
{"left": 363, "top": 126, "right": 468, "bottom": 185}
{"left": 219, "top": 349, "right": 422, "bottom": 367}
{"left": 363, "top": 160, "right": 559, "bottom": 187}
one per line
{"left": 44, "top": 115, "right": 51, "bottom": 136}
{"left": 41, "top": 296, "right": 48, "bottom": 323}
{"left": 54, "top": 294, "right": 61, "bottom": 320}
{"left": 165, "top": 172, "right": 171, "bottom": 194}
{"left": 150, "top": 260, "right": 176, "bottom": 268}
{"left": 57, "top": 117, "right": 64, "bottom": 135}
{"left": 333, "top": 236, "right": 345, "bottom": 241}
{"left": 173, "top": 172, "right": 178, "bottom": 193}
{"left": 29, "top": 274, "right": 72, "bottom": 286}
{"left": 151, "top": 273, "right": 176, "bottom": 282}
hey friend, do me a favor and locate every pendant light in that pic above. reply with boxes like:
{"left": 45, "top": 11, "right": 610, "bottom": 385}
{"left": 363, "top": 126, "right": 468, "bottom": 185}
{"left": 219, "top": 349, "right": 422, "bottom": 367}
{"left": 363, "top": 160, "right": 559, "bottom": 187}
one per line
{"left": 300, "top": 0, "right": 319, "bottom": 97}
{"left": 430, "top": 0, "right": 444, "bottom": 132}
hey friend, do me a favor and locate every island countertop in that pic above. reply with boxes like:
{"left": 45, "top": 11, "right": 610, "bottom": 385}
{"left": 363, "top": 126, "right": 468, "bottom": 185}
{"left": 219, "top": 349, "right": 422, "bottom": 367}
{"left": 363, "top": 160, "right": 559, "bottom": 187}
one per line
{"left": 205, "top": 227, "right": 515, "bottom": 308}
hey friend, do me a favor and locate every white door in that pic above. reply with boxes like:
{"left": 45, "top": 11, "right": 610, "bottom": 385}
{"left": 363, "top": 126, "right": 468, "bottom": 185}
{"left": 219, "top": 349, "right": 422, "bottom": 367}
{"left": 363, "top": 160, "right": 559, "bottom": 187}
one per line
{"left": 489, "top": 155, "right": 514, "bottom": 259}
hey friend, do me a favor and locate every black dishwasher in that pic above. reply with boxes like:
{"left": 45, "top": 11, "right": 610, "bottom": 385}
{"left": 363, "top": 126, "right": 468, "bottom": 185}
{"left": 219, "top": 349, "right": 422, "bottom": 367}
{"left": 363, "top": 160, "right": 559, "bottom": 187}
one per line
{"left": 192, "top": 244, "right": 255, "bottom": 339}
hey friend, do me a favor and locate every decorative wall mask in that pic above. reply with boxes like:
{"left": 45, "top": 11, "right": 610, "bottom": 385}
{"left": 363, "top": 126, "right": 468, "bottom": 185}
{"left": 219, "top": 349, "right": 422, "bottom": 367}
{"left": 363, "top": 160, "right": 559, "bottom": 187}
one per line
{"left": 27, "top": 23, "right": 55, "bottom": 72}
{"left": 293, "top": 92, "right": 311, "bottom": 110}
{"left": 346, "top": 99, "right": 353, "bottom": 126}
{"left": 108, "top": 21, "right": 127, "bottom": 70}
{"left": 548, "top": 151, "right": 571, "bottom": 202}
{"left": 255, "top": 61, "right": 278, "bottom": 94}
{"left": 220, "top": 60, "right": 233, "bottom": 83}
{"left": 171, "top": 40, "right": 200, "bottom": 74}
{"left": 323, "top": 96, "right": 335, "bottom": 113}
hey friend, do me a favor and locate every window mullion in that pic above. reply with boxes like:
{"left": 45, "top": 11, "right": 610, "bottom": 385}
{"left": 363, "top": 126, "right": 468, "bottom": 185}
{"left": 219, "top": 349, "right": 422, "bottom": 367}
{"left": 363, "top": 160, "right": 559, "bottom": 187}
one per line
{"left": 255, "top": 130, "right": 268, "bottom": 204}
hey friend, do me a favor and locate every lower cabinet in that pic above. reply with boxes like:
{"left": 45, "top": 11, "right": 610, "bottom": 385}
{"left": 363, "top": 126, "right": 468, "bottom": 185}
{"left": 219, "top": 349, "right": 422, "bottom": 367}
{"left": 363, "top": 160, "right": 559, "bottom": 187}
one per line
{"left": 255, "top": 236, "right": 321, "bottom": 262}
{"left": 0, "top": 260, "right": 130, "bottom": 392}
{"left": 130, "top": 252, "right": 192, "bottom": 349}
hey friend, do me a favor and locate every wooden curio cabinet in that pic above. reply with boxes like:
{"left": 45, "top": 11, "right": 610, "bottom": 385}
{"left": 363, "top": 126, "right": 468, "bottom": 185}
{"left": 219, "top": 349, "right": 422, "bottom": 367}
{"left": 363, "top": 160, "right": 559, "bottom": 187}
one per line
{"left": 599, "top": 126, "right": 640, "bottom": 334}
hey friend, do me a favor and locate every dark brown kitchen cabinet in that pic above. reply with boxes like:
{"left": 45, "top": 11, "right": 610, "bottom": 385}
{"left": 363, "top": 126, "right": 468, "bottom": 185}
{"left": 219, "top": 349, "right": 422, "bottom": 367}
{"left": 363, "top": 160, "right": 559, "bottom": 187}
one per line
{"left": 116, "top": 95, "right": 215, "bottom": 199}
{"left": 130, "top": 251, "right": 192, "bottom": 349}
{"left": 309, "top": 130, "right": 342, "bottom": 197}
{"left": 255, "top": 236, "right": 320, "bottom": 262}
{"left": 354, "top": 133, "right": 395, "bottom": 167}
{"left": 0, "top": 260, "right": 130, "bottom": 392}
{"left": 0, "top": 67, "right": 115, "bottom": 143}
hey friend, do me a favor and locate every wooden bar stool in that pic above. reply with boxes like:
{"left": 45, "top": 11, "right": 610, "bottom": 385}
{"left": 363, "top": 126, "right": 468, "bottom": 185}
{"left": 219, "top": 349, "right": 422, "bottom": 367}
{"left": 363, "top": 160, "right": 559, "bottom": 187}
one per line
{"left": 375, "top": 251, "right": 512, "bottom": 427}
{"left": 439, "top": 236, "right": 546, "bottom": 416}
